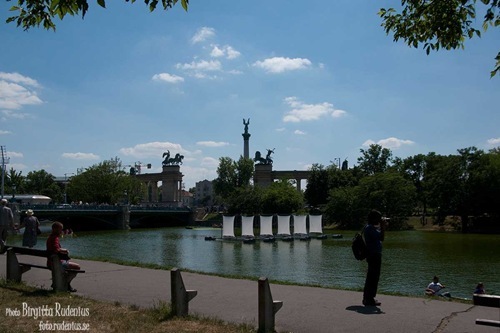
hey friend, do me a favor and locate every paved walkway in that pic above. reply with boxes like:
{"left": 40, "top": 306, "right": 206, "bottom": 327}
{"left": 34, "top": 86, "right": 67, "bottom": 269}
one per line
{"left": 1, "top": 254, "right": 498, "bottom": 333}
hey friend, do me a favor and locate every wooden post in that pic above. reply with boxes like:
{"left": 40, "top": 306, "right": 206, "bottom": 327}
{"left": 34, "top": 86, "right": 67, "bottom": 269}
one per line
{"left": 258, "top": 277, "right": 283, "bottom": 333}
{"left": 51, "top": 255, "right": 67, "bottom": 292}
{"left": 170, "top": 268, "right": 197, "bottom": 316}
{"left": 6, "top": 248, "right": 23, "bottom": 282}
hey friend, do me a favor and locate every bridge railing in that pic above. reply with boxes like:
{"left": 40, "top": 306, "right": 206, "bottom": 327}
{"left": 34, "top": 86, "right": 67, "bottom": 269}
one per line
{"left": 16, "top": 204, "right": 192, "bottom": 212}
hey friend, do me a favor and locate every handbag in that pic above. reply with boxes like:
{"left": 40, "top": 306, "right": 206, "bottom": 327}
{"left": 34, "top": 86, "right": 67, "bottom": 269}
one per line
{"left": 58, "top": 252, "right": 71, "bottom": 261}
{"left": 352, "top": 227, "right": 367, "bottom": 261}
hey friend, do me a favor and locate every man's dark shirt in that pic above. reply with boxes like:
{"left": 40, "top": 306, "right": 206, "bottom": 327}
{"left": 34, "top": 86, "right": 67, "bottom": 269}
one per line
{"left": 364, "top": 224, "right": 382, "bottom": 255}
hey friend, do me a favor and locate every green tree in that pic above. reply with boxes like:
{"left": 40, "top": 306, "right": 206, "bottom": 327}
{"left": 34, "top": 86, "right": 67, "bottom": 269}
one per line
{"left": 325, "top": 186, "right": 364, "bottom": 229}
{"left": 356, "top": 172, "right": 416, "bottom": 230}
{"left": 261, "top": 180, "right": 303, "bottom": 215}
{"left": 213, "top": 156, "right": 254, "bottom": 203}
{"left": 304, "top": 164, "right": 329, "bottom": 207}
{"left": 357, "top": 144, "right": 393, "bottom": 175}
{"left": 226, "top": 186, "right": 263, "bottom": 215}
{"left": 424, "top": 153, "right": 463, "bottom": 225}
{"left": 472, "top": 152, "right": 500, "bottom": 225}
{"left": 379, "top": 1, "right": 500, "bottom": 77}
{"left": 327, "top": 165, "right": 361, "bottom": 189}
{"left": 395, "top": 154, "right": 429, "bottom": 218}
{"left": 7, "top": 0, "right": 189, "bottom": 30}
{"left": 67, "top": 157, "right": 142, "bottom": 204}
{"left": 24, "top": 169, "right": 63, "bottom": 202}
{"left": 5, "top": 168, "right": 25, "bottom": 195}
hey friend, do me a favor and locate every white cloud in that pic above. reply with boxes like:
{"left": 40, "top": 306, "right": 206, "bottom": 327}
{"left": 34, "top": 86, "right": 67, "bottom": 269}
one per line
{"left": 362, "top": 137, "right": 415, "bottom": 149}
{"left": 253, "top": 57, "right": 312, "bottom": 73}
{"left": 0, "top": 72, "right": 40, "bottom": 87}
{"left": 7, "top": 151, "right": 23, "bottom": 158}
{"left": 176, "top": 60, "right": 222, "bottom": 71}
{"left": 191, "top": 27, "right": 215, "bottom": 44}
{"left": 62, "top": 152, "right": 100, "bottom": 160}
{"left": 152, "top": 73, "right": 184, "bottom": 84}
{"left": 276, "top": 128, "right": 285, "bottom": 132}
{"left": 0, "top": 130, "right": 11, "bottom": 135}
{"left": 9, "top": 163, "right": 26, "bottom": 170}
{"left": 0, "top": 75, "right": 43, "bottom": 110}
{"left": 227, "top": 70, "right": 243, "bottom": 75}
{"left": 362, "top": 139, "right": 376, "bottom": 147}
{"left": 210, "top": 45, "right": 241, "bottom": 59}
{"left": 175, "top": 60, "right": 222, "bottom": 79}
{"left": 283, "top": 96, "right": 346, "bottom": 123}
{"left": 225, "top": 46, "right": 241, "bottom": 59}
{"left": 0, "top": 110, "right": 31, "bottom": 120}
{"left": 120, "top": 141, "right": 186, "bottom": 158}
{"left": 294, "top": 130, "right": 306, "bottom": 135}
{"left": 196, "top": 141, "right": 230, "bottom": 148}
{"left": 200, "top": 157, "right": 219, "bottom": 167}
{"left": 487, "top": 138, "right": 500, "bottom": 146}
{"left": 210, "top": 45, "right": 224, "bottom": 58}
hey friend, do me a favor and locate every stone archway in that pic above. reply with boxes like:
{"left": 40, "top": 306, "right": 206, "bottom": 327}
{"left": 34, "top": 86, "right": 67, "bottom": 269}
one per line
{"left": 135, "top": 165, "right": 183, "bottom": 205}
{"left": 254, "top": 164, "right": 311, "bottom": 191}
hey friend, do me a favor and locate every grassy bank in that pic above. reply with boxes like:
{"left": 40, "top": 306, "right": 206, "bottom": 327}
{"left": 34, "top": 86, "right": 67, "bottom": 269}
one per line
{"left": 0, "top": 280, "right": 256, "bottom": 333}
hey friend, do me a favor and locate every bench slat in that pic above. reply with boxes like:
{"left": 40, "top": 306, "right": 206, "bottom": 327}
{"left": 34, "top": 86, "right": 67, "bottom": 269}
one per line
{"left": 19, "top": 263, "right": 85, "bottom": 274}
{"left": 8, "top": 246, "right": 48, "bottom": 257}
{"left": 476, "top": 319, "right": 500, "bottom": 328}
{"left": 19, "top": 263, "right": 49, "bottom": 270}
{"left": 473, "top": 294, "right": 500, "bottom": 308}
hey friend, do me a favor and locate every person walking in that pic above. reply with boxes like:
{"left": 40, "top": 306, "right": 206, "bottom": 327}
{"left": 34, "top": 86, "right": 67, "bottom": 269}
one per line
{"left": 362, "top": 209, "right": 387, "bottom": 306}
{"left": 22, "top": 209, "right": 40, "bottom": 248}
{"left": 0, "top": 198, "right": 15, "bottom": 253}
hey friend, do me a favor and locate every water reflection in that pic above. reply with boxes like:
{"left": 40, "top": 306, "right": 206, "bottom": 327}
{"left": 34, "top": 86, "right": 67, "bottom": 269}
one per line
{"left": 6, "top": 228, "right": 499, "bottom": 299}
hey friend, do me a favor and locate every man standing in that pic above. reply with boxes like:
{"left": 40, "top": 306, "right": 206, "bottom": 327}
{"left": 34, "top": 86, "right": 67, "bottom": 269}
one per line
{"left": 0, "top": 198, "right": 15, "bottom": 252}
{"left": 362, "top": 209, "right": 387, "bottom": 306}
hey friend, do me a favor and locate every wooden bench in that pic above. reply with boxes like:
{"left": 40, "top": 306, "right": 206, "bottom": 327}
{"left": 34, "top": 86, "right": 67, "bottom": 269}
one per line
{"left": 6, "top": 246, "right": 85, "bottom": 292}
{"left": 473, "top": 294, "right": 500, "bottom": 328}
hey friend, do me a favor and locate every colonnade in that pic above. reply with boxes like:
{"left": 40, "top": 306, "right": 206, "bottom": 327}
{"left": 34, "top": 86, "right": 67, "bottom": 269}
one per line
{"left": 135, "top": 165, "right": 183, "bottom": 205}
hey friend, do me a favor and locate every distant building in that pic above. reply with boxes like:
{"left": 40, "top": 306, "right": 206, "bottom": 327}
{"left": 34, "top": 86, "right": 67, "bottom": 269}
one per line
{"left": 195, "top": 179, "right": 214, "bottom": 207}
{"left": 181, "top": 190, "right": 194, "bottom": 207}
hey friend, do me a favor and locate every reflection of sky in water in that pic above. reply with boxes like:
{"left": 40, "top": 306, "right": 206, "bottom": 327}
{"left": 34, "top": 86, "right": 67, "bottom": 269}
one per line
{"left": 8, "top": 228, "right": 498, "bottom": 299}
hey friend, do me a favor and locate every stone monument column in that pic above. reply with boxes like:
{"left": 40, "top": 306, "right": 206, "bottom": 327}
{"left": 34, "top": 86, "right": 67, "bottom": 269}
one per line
{"left": 254, "top": 164, "right": 273, "bottom": 188}
{"left": 150, "top": 181, "right": 159, "bottom": 202}
{"left": 161, "top": 165, "right": 183, "bottom": 204}
{"left": 242, "top": 118, "right": 251, "bottom": 159}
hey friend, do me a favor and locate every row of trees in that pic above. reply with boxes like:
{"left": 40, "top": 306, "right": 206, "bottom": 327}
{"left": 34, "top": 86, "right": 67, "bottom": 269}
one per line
{"left": 306, "top": 145, "right": 500, "bottom": 231}
{"left": 2, "top": 157, "right": 144, "bottom": 205}
{"left": 4, "top": 146, "right": 499, "bottom": 231}
{"left": 213, "top": 145, "right": 500, "bottom": 232}
{"left": 1, "top": 169, "right": 65, "bottom": 202}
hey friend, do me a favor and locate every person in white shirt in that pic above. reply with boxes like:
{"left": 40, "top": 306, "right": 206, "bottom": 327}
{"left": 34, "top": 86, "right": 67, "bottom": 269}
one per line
{"left": 425, "top": 276, "right": 450, "bottom": 297}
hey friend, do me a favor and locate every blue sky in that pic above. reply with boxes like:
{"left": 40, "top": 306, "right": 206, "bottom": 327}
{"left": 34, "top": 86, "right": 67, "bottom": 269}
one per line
{"left": 1, "top": 1, "right": 499, "bottom": 189}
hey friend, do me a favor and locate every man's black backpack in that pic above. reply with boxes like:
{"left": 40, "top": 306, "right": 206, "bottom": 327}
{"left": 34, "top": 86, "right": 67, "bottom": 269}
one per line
{"left": 352, "top": 230, "right": 367, "bottom": 260}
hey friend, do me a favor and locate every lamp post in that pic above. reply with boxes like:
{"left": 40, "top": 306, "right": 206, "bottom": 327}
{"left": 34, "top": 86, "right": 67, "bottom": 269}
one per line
{"left": 64, "top": 173, "right": 74, "bottom": 204}
{"left": 11, "top": 185, "right": 16, "bottom": 202}
{"left": 123, "top": 190, "right": 128, "bottom": 205}
{"left": 330, "top": 158, "right": 341, "bottom": 169}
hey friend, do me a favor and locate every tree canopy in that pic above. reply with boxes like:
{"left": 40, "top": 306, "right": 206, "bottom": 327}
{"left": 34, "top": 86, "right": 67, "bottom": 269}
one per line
{"left": 379, "top": 0, "right": 500, "bottom": 77}
{"left": 6, "top": 0, "right": 188, "bottom": 30}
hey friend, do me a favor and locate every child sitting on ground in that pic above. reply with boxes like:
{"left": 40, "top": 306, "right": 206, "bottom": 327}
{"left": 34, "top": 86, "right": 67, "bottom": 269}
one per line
{"left": 425, "top": 276, "right": 451, "bottom": 297}
{"left": 474, "top": 282, "right": 485, "bottom": 294}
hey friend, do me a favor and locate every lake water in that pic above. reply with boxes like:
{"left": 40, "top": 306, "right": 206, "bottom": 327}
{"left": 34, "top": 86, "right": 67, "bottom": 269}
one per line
{"left": 7, "top": 227, "right": 500, "bottom": 299}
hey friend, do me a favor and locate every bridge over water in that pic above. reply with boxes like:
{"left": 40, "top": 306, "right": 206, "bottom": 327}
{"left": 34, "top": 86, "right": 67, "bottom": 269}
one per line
{"left": 16, "top": 205, "right": 194, "bottom": 231}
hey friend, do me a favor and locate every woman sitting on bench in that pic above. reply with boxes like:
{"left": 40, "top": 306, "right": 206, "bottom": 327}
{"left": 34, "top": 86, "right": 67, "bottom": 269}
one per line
{"left": 46, "top": 222, "right": 81, "bottom": 292}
